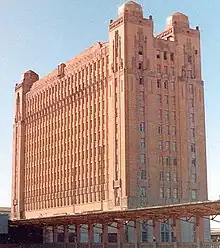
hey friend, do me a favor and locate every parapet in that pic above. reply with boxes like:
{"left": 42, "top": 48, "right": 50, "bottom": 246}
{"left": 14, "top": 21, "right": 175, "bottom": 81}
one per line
{"left": 118, "top": 1, "right": 143, "bottom": 17}
{"left": 22, "top": 70, "right": 39, "bottom": 83}
{"left": 15, "top": 70, "right": 39, "bottom": 92}
{"left": 166, "top": 12, "right": 189, "bottom": 29}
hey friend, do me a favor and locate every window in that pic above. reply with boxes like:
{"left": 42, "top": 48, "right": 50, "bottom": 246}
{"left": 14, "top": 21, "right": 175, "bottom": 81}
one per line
{"left": 160, "top": 187, "right": 164, "bottom": 198}
{"left": 116, "top": 140, "right": 119, "bottom": 150}
{"left": 191, "top": 190, "right": 197, "bottom": 200}
{"left": 164, "top": 111, "right": 169, "bottom": 121}
{"left": 191, "top": 173, "right": 196, "bottom": 183}
{"left": 173, "top": 157, "right": 177, "bottom": 166}
{"left": 171, "top": 96, "right": 175, "bottom": 106}
{"left": 164, "top": 80, "right": 168, "bottom": 89}
{"left": 158, "top": 110, "right": 162, "bottom": 120}
{"left": 173, "top": 172, "right": 177, "bottom": 182}
{"left": 139, "top": 77, "right": 143, "bottom": 85}
{"left": 158, "top": 140, "right": 163, "bottom": 151}
{"left": 140, "top": 138, "right": 145, "bottom": 148}
{"left": 165, "top": 125, "right": 170, "bottom": 135}
{"left": 190, "top": 113, "right": 195, "bottom": 123}
{"left": 158, "top": 125, "right": 162, "bottom": 135}
{"left": 191, "top": 144, "right": 196, "bottom": 152}
{"left": 140, "top": 170, "right": 146, "bottom": 180}
{"left": 191, "top": 128, "right": 195, "bottom": 138}
{"left": 172, "top": 126, "right": 176, "bottom": 136}
{"left": 138, "top": 63, "right": 142, "bottom": 69}
{"left": 160, "top": 172, "right": 164, "bottom": 181}
{"left": 157, "top": 65, "right": 161, "bottom": 73}
{"left": 174, "top": 188, "right": 178, "bottom": 199}
{"left": 157, "top": 79, "right": 161, "bottom": 88}
{"left": 139, "top": 51, "right": 143, "bottom": 55}
{"left": 115, "top": 188, "right": 120, "bottom": 206}
{"left": 166, "top": 188, "right": 171, "bottom": 198}
{"left": 188, "top": 70, "right": 193, "bottom": 78}
{"left": 165, "top": 141, "right": 170, "bottom": 151}
{"left": 182, "top": 68, "right": 186, "bottom": 77}
{"left": 191, "top": 158, "right": 196, "bottom": 167}
{"left": 172, "top": 112, "right": 176, "bottom": 122}
{"left": 188, "top": 56, "right": 192, "bottom": 63}
{"left": 166, "top": 172, "right": 171, "bottom": 182}
{"left": 140, "top": 91, "right": 144, "bottom": 101}
{"left": 140, "top": 154, "right": 146, "bottom": 164}
{"left": 189, "top": 84, "right": 193, "bottom": 94}
{"left": 189, "top": 99, "right": 194, "bottom": 108}
{"left": 157, "top": 94, "right": 162, "bottom": 105}
{"left": 140, "top": 187, "right": 147, "bottom": 197}
{"left": 170, "top": 53, "right": 174, "bottom": 62}
{"left": 140, "top": 106, "right": 145, "bottom": 115}
{"left": 139, "top": 122, "right": 145, "bottom": 132}
{"left": 171, "top": 82, "right": 175, "bottom": 92}
{"left": 165, "top": 156, "right": 170, "bottom": 166}
{"left": 160, "top": 223, "right": 170, "bottom": 242}
{"left": 156, "top": 50, "right": 160, "bottom": 59}
{"left": 172, "top": 142, "right": 177, "bottom": 152}
{"left": 164, "top": 51, "right": 168, "bottom": 60}
{"left": 164, "top": 95, "right": 169, "bottom": 104}
{"left": 164, "top": 66, "right": 168, "bottom": 74}
{"left": 142, "top": 230, "right": 148, "bottom": 243}
{"left": 158, "top": 156, "right": 163, "bottom": 166}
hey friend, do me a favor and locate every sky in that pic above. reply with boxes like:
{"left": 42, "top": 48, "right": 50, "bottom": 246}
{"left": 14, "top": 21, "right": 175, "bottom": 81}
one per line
{"left": 0, "top": 0, "right": 220, "bottom": 227}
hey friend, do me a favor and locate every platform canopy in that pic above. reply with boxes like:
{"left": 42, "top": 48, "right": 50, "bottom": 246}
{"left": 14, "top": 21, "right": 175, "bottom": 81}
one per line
{"left": 13, "top": 200, "right": 220, "bottom": 226}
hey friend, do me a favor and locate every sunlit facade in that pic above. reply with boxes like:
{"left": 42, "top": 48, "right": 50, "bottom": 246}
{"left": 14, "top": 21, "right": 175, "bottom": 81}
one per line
{"left": 11, "top": 1, "right": 208, "bottom": 242}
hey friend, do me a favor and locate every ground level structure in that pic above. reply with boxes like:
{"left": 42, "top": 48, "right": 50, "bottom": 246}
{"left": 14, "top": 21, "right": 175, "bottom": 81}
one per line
{"left": 11, "top": 200, "right": 220, "bottom": 247}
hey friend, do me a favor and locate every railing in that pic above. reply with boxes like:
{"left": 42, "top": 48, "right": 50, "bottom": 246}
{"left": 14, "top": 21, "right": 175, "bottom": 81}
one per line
{"left": 0, "top": 242, "right": 220, "bottom": 248}
{"left": 140, "top": 244, "right": 156, "bottom": 248}
{"left": 201, "top": 243, "right": 220, "bottom": 248}
{"left": 178, "top": 243, "right": 197, "bottom": 248}
{"left": 156, "top": 243, "right": 174, "bottom": 248}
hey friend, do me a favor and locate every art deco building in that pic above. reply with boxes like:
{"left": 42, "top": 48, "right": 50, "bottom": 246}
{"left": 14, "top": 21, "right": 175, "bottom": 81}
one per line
{"left": 11, "top": 0, "right": 208, "bottom": 241}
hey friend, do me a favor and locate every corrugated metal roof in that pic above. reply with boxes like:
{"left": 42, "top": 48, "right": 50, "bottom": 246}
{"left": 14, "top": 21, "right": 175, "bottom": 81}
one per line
{"left": 0, "top": 207, "right": 10, "bottom": 215}
{"left": 211, "top": 229, "right": 220, "bottom": 235}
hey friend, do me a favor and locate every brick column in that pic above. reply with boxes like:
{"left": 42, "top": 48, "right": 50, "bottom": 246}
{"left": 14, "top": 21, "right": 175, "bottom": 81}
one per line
{"left": 76, "top": 224, "right": 81, "bottom": 247}
{"left": 102, "top": 223, "right": 108, "bottom": 248}
{"left": 117, "top": 221, "right": 124, "bottom": 248}
{"left": 53, "top": 226, "right": 58, "bottom": 243}
{"left": 134, "top": 220, "right": 141, "bottom": 248}
{"left": 42, "top": 227, "right": 46, "bottom": 243}
{"left": 64, "top": 225, "right": 69, "bottom": 243}
{"left": 172, "top": 218, "right": 177, "bottom": 248}
{"left": 48, "top": 227, "right": 53, "bottom": 243}
{"left": 195, "top": 216, "right": 201, "bottom": 248}
{"left": 88, "top": 223, "right": 94, "bottom": 248}
{"left": 152, "top": 220, "right": 158, "bottom": 248}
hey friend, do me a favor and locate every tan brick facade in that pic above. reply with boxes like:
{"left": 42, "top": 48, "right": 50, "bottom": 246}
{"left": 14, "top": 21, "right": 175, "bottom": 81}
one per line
{"left": 11, "top": 1, "right": 207, "bottom": 222}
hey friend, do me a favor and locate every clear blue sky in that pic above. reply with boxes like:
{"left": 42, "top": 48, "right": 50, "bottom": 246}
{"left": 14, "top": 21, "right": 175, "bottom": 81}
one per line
{"left": 0, "top": 0, "right": 220, "bottom": 225}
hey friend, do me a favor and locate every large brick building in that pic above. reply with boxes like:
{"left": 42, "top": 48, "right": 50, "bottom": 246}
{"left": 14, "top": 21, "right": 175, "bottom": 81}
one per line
{"left": 11, "top": 1, "right": 208, "bottom": 242}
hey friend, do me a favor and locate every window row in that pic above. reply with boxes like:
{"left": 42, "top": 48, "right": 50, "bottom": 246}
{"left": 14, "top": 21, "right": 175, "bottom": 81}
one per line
{"left": 157, "top": 110, "right": 176, "bottom": 122}
{"left": 158, "top": 141, "right": 177, "bottom": 152}
{"left": 156, "top": 65, "right": 175, "bottom": 76}
{"left": 158, "top": 125, "right": 176, "bottom": 136}
{"left": 158, "top": 156, "right": 177, "bottom": 166}
{"left": 157, "top": 79, "right": 175, "bottom": 91}
{"left": 156, "top": 51, "right": 174, "bottom": 62}
{"left": 159, "top": 187, "right": 178, "bottom": 199}
{"left": 160, "top": 171, "right": 177, "bottom": 182}
{"left": 157, "top": 95, "right": 176, "bottom": 106}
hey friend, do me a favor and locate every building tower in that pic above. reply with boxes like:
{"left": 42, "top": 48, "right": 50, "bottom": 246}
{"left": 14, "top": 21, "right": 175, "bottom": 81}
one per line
{"left": 11, "top": 0, "right": 209, "bottom": 242}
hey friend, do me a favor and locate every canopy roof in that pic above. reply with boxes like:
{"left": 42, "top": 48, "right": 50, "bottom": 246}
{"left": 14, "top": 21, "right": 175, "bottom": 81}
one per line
{"left": 13, "top": 200, "right": 220, "bottom": 226}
